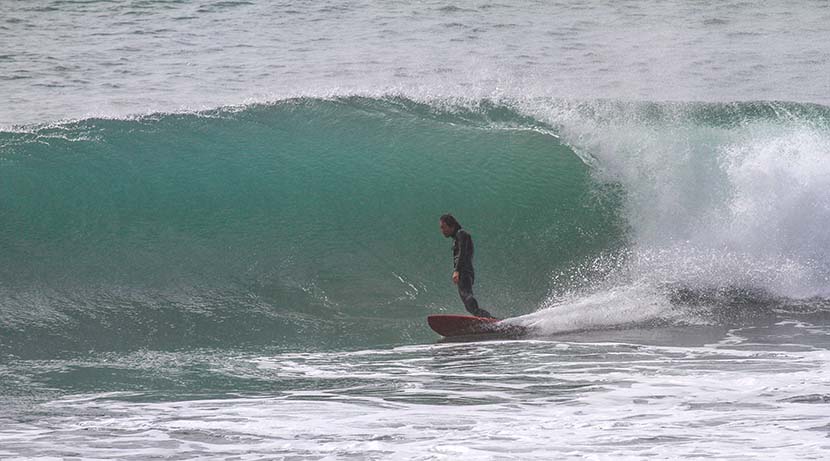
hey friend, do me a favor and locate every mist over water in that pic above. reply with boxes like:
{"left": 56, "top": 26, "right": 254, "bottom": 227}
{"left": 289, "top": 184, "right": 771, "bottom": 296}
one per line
{"left": 3, "top": 0, "right": 830, "bottom": 126}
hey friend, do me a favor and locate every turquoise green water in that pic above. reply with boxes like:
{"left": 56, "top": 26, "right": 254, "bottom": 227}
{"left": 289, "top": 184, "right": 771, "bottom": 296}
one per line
{"left": 6, "top": 95, "right": 830, "bottom": 362}
{"left": 1, "top": 97, "right": 625, "bottom": 357}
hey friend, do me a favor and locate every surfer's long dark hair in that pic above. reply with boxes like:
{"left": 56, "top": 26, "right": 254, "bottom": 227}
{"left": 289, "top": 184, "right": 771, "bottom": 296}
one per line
{"left": 440, "top": 213, "right": 461, "bottom": 231}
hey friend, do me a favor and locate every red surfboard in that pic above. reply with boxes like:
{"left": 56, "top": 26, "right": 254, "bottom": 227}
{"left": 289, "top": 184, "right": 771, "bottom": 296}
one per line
{"left": 427, "top": 314, "right": 527, "bottom": 338}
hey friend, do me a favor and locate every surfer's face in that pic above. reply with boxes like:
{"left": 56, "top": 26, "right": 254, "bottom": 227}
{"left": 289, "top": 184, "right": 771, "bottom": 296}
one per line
{"left": 439, "top": 220, "right": 453, "bottom": 237}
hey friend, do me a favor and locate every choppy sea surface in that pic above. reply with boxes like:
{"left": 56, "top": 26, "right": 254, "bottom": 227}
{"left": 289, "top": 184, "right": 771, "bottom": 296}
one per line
{"left": 2, "top": 1, "right": 830, "bottom": 459}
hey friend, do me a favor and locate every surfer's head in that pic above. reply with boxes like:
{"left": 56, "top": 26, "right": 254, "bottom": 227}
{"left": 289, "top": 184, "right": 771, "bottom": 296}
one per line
{"left": 439, "top": 214, "right": 461, "bottom": 237}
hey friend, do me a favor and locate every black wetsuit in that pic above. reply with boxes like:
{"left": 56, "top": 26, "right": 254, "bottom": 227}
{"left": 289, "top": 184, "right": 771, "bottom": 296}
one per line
{"left": 451, "top": 228, "right": 494, "bottom": 318}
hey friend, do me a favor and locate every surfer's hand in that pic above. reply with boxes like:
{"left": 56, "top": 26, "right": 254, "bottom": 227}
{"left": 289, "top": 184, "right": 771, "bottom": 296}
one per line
{"left": 452, "top": 271, "right": 459, "bottom": 284}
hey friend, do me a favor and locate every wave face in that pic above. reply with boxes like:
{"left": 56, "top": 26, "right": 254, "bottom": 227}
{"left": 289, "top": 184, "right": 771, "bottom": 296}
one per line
{"left": 3, "top": 97, "right": 830, "bottom": 356}
{"left": 0, "top": 97, "right": 620, "bottom": 356}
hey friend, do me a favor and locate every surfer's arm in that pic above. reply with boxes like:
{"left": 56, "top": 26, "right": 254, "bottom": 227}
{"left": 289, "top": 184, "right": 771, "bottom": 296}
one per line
{"left": 455, "top": 231, "right": 474, "bottom": 274}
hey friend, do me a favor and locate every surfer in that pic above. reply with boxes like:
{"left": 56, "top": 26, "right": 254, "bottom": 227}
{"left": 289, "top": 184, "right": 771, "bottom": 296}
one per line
{"left": 439, "top": 214, "right": 495, "bottom": 319}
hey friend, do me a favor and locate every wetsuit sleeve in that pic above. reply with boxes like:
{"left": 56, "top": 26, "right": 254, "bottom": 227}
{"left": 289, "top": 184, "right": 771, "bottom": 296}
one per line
{"left": 455, "top": 230, "right": 474, "bottom": 273}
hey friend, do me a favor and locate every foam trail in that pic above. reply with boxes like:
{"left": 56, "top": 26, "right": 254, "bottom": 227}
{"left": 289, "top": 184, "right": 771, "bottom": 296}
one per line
{"left": 514, "top": 283, "right": 676, "bottom": 335}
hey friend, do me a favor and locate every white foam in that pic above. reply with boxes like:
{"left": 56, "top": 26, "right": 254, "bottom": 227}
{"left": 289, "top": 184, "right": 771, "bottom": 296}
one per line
{"left": 522, "top": 100, "right": 830, "bottom": 300}
{"left": 2, "top": 342, "right": 828, "bottom": 459}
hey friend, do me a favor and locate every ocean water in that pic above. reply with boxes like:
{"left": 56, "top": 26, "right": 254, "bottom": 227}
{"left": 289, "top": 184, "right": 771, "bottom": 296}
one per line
{"left": 2, "top": 1, "right": 830, "bottom": 459}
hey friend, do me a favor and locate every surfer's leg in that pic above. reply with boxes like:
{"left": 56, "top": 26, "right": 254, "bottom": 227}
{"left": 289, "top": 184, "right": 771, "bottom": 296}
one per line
{"left": 457, "top": 272, "right": 494, "bottom": 318}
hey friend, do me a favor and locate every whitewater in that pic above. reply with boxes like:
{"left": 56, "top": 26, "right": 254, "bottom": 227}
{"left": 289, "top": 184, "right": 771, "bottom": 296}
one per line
{"left": 2, "top": 1, "right": 830, "bottom": 459}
